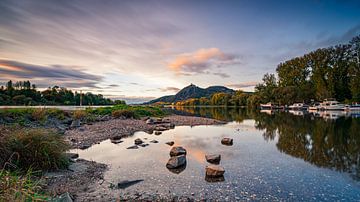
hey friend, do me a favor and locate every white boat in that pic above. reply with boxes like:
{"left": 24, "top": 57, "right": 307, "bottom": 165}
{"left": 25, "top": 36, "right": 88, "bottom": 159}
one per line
{"left": 319, "top": 99, "right": 345, "bottom": 111}
{"left": 288, "top": 103, "right": 309, "bottom": 110}
{"left": 344, "top": 103, "right": 360, "bottom": 111}
{"left": 260, "top": 102, "right": 274, "bottom": 110}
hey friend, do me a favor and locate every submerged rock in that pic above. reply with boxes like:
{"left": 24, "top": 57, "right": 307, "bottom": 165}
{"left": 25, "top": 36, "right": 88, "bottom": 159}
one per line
{"left": 111, "top": 139, "right": 123, "bottom": 144}
{"left": 166, "top": 155, "right": 186, "bottom": 169}
{"left": 139, "top": 143, "right": 149, "bottom": 147}
{"left": 205, "top": 154, "right": 221, "bottom": 164}
{"left": 155, "top": 126, "right": 167, "bottom": 131}
{"left": 127, "top": 145, "right": 139, "bottom": 149}
{"left": 205, "top": 175, "right": 225, "bottom": 183}
{"left": 79, "top": 144, "right": 91, "bottom": 150}
{"left": 205, "top": 165, "right": 225, "bottom": 178}
{"left": 150, "top": 140, "right": 158, "bottom": 143}
{"left": 170, "top": 146, "right": 187, "bottom": 156}
{"left": 165, "top": 141, "right": 175, "bottom": 146}
{"left": 134, "top": 138, "right": 143, "bottom": 145}
{"left": 154, "top": 131, "right": 162, "bottom": 135}
{"left": 221, "top": 138, "right": 233, "bottom": 145}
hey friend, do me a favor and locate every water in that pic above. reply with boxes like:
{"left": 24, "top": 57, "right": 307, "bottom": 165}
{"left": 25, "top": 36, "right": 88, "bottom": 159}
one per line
{"left": 73, "top": 107, "right": 360, "bottom": 200}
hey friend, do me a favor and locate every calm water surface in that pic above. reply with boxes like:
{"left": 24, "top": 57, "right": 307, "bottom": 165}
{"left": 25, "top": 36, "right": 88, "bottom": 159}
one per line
{"left": 74, "top": 107, "right": 360, "bottom": 201}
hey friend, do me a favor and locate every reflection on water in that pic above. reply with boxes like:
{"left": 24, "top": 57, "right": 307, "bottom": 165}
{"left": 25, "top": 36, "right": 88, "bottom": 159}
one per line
{"left": 73, "top": 107, "right": 360, "bottom": 200}
{"left": 172, "top": 107, "right": 360, "bottom": 181}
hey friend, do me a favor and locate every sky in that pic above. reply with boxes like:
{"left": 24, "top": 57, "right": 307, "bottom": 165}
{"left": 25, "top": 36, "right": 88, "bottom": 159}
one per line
{"left": 1, "top": 0, "right": 360, "bottom": 103}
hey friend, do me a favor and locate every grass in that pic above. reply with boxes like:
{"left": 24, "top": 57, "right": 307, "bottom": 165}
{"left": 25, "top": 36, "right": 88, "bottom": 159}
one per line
{"left": 0, "top": 108, "right": 67, "bottom": 125}
{"left": 1, "top": 127, "right": 70, "bottom": 171}
{"left": 0, "top": 169, "right": 48, "bottom": 201}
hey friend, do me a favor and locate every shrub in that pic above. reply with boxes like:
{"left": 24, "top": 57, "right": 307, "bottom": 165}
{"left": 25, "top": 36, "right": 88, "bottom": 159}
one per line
{"left": 72, "top": 110, "right": 87, "bottom": 120}
{"left": 112, "top": 109, "right": 135, "bottom": 119}
{"left": 5, "top": 128, "right": 70, "bottom": 171}
{"left": 31, "top": 108, "right": 46, "bottom": 121}
{"left": 0, "top": 170, "right": 48, "bottom": 201}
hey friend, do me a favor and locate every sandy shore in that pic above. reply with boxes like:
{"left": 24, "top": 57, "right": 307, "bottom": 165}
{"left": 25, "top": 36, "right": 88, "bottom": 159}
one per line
{"left": 65, "top": 115, "right": 225, "bottom": 149}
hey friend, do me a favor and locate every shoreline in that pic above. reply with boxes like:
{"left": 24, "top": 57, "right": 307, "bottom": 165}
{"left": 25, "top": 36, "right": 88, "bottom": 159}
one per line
{"left": 65, "top": 114, "right": 226, "bottom": 149}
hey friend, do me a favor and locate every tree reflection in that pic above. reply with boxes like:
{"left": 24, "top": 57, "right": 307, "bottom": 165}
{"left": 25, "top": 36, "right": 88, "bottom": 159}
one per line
{"left": 172, "top": 106, "right": 360, "bottom": 180}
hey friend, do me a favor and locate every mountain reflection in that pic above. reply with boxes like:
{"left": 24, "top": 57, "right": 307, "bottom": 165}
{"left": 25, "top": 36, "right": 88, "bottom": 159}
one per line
{"left": 172, "top": 107, "right": 360, "bottom": 180}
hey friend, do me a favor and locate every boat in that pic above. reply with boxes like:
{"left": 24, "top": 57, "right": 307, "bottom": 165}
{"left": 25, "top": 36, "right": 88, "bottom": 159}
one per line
{"left": 260, "top": 102, "right": 274, "bottom": 110}
{"left": 288, "top": 103, "right": 309, "bottom": 110}
{"left": 260, "top": 102, "right": 284, "bottom": 110}
{"left": 308, "top": 103, "right": 320, "bottom": 111}
{"left": 319, "top": 99, "right": 345, "bottom": 111}
{"left": 344, "top": 103, "right": 360, "bottom": 111}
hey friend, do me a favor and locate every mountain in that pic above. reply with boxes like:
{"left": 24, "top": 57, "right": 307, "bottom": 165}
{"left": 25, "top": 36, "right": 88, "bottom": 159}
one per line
{"left": 146, "top": 84, "right": 235, "bottom": 104}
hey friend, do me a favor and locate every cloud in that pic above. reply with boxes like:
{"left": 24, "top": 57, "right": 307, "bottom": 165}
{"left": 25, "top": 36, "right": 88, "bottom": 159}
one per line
{"left": 227, "top": 81, "right": 259, "bottom": 89}
{"left": 168, "top": 48, "right": 238, "bottom": 74}
{"left": 315, "top": 24, "right": 360, "bottom": 47}
{"left": 108, "top": 84, "right": 120, "bottom": 87}
{"left": 159, "top": 87, "right": 180, "bottom": 92}
{"left": 0, "top": 59, "right": 102, "bottom": 88}
{"left": 146, "top": 86, "right": 180, "bottom": 93}
{"left": 212, "top": 72, "right": 230, "bottom": 78}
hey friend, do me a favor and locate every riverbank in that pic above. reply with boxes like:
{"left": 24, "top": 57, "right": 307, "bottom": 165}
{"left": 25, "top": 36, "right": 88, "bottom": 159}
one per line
{"left": 65, "top": 115, "right": 225, "bottom": 149}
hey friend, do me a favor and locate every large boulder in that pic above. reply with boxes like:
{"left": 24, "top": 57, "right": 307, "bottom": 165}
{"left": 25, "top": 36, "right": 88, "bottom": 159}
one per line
{"left": 155, "top": 126, "right": 168, "bottom": 131}
{"left": 205, "top": 165, "right": 225, "bottom": 178}
{"left": 205, "top": 154, "right": 221, "bottom": 164}
{"left": 170, "top": 146, "right": 187, "bottom": 156}
{"left": 221, "top": 138, "right": 233, "bottom": 145}
{"left": 134, "top": 138, "right": 143, "bottom": 145}
{"left": 154, "top": 131, "right": 162, "bottom": 135}
{"left": 146, "top": 118, "right": 154, "bottom": 124}
{"left": 166, "top": 155, "right": 186, "bottom": 169}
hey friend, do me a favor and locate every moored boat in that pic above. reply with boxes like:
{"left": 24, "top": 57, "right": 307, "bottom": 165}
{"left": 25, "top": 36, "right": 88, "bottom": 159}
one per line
{"left": 288, "top": 103, "right": 309, "bottom": 110}
{"left": 319, "top": 99, "right": 345, "bottom": 111}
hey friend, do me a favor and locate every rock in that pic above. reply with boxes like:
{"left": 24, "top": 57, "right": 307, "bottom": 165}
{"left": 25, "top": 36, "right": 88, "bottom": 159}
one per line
{"left": 146, "top": 118, "right": 154, "bottom": 124}
{"left": 170, "top": 146, "right": 187, "bottom": 156}
{"left": 111, "top": 139, "right": 123, "bottom": 144}
{"left": 79, "top": 127, "right": 85, "bottom": 132}
{"left": 221, "top": 137, "right": 233, "bottom": 145}
{"left": 205, "top": 165, "right": 225, "bottom": 178}
{"left": 205, "top": 154, "right": 221, "bottom": 164}
{"left": 165, "top": 141, "right": 174, "bottom": 146}
{"left": 111, "top": 136, "right": 122, "bottom": 140}
{"left": 127, "top": 145, "right": 139, "bottom": 149}
{"left": 139, "top": 143, "right": 149, "bottom": 147}
{"left": 117, "top": 179, "right": 144, "bottom": 189}
{"left": 134, "top": 138, "right": 143, "bottom": 145}
{"left": 166, "top": 155, "right": 186, "bottom": 169}
{"left": 156, "top": 118, "right": 163, "bottom": 123}
{"left": 79, "top": 144, "right": 91, "bottom": 150}
{"left": 154, "top": 131, "right": 162, "bottom": 135}
{"left": 51, "top": 192, "right": 73, "bottom": 202}
{"left": 155, "top": 126, "right": 167, "bottom": 131}
{"left": 205, "top": 175, "right": 225, "bottom": 183}
{"left": 70, "top": 120, "right": 81, "bottom": 128}
{"left": 169, "top": 123, "right": 175, "bottom": 129}
{"left": 66, "top": 153, "right": 79, "bottom": 159}
{"left": 150, "top": 140, "right": 158, "bottom": 143}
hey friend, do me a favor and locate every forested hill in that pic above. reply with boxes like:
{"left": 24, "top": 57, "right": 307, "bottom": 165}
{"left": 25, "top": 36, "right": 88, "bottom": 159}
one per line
{"left": 0, "top": 80, "right": 116, "bottom": 106}
{"left": 146, "top": 84, "right": 235, "bottom": 104}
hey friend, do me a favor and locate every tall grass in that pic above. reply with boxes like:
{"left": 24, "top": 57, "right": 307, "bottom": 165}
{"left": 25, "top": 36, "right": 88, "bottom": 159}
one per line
{"left": 1, "top": 128, "right": 70, "bottom": 171}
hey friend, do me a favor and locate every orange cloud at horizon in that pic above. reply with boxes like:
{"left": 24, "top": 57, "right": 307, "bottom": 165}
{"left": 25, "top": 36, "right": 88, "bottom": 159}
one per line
{"left": 168, "top": 48, "right": 230, "bottom": 71}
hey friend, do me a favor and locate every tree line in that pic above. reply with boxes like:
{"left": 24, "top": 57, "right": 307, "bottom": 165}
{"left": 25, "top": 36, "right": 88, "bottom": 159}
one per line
{"left": 176, "top": 35, "right": 360, "bottom": 107}
{"left": 0, "top": 80, "right": 119, "bottom": 106}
